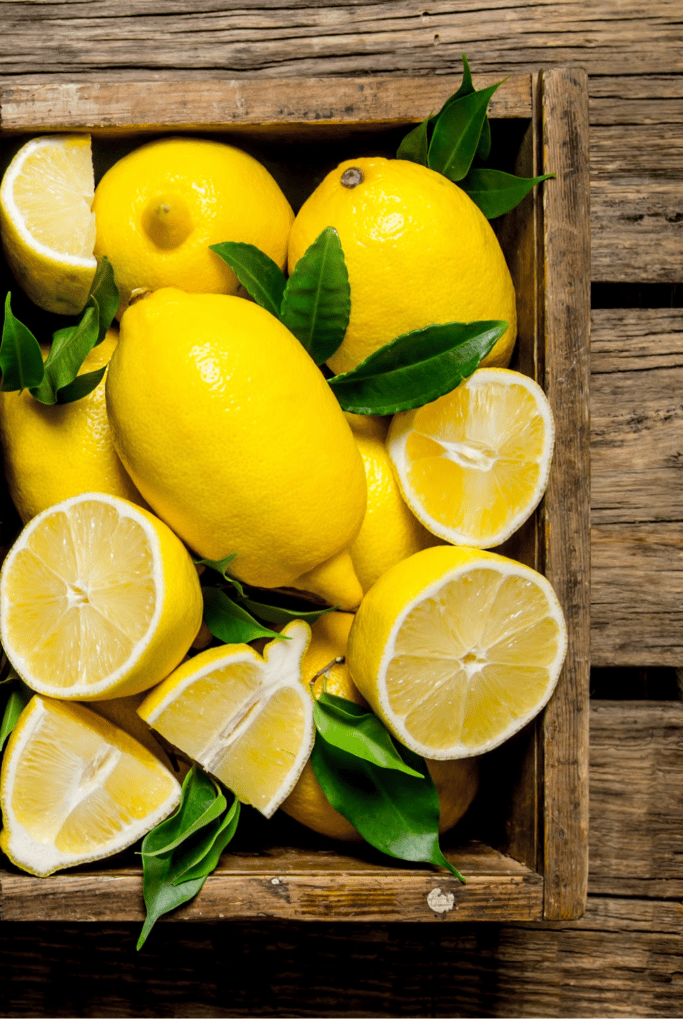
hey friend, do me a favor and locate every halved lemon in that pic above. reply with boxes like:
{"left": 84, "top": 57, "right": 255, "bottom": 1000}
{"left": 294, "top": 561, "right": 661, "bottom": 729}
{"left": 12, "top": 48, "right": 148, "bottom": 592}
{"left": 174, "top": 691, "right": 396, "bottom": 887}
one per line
{"left": 138, "top": 620, "right": 315, "bottom": 818}
{"left": 386, "top": 368, "right": 554, "bottom": 549}
{"left": 346, "top": 545, "right": 567, "bottom": 759}
{"left": 0, "top": 492, "right": 203, "bottom": 701}
{"left": 0, "top": 695, "right": 181, "bottom": 877}
{"left": 0, "top": 134, "right": 97, "bottom": 315}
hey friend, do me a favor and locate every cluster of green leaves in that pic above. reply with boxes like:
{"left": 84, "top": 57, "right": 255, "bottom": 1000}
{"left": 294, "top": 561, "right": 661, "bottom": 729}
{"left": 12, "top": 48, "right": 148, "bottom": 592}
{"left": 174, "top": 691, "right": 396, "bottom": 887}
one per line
{"left": 137, "top": 765, "right": 240, "bottom": 949}
{"left": 398, "top": 54, "right": 553, "bottom": 219}
{"left": 213, "top": 233, "right": 506, "bottom": 414}
{"left": 312, "top": 690, "right": 465, "bottom": 881}
{"left": 0, "top": 258, "right": 119, "bottom": 404}
{"left": 197, "top": 553, "right": 332, "bottom": 646}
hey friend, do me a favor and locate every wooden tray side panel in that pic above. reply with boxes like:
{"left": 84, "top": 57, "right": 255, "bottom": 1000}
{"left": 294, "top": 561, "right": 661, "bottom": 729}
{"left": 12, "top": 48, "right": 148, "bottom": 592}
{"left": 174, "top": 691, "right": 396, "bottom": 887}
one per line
{"left": 540, "top": 68, "right": 592, "bottom": 919}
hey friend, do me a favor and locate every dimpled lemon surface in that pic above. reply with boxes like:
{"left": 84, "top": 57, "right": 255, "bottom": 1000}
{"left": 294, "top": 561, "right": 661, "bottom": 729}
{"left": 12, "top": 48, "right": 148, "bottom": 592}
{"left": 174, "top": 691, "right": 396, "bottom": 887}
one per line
{"left": 288, "top": 157, "right": 517, "bottom": 375}
{"left": 105, "top": 289, "right": 367, "bottom": 600}
{"left": 92, "top": 136, "right": 294, "bottom": 316}
{"left": 0, "top": 328, "right": 144, "bottom": 524}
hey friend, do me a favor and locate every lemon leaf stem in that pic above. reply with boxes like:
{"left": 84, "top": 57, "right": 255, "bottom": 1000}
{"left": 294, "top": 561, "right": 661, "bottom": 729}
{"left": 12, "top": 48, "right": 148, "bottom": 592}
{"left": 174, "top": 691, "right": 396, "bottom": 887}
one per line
{"left": 327, "top": 319, "right": 506, "bottom": 415}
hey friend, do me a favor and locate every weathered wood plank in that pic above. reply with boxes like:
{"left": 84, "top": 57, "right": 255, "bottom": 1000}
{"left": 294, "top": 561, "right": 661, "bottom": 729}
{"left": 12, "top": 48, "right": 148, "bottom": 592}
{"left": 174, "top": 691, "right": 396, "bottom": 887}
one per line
{"left": 590, "top": 308, "right": 683, "bottom": 665}
{"left": 540, "top": 68, "right": 591, "bottom": 920}
{"left": 0, "top": 842, "right": 544, "bottom": 923}
{"left": 2, "top": 895, "right": 682, "bottom": 1017}
{"left": 1, "top": 1, "right": 682, "bottom": 80}
{"left": 589, "top": 701, "right": 683, "bottom": 898}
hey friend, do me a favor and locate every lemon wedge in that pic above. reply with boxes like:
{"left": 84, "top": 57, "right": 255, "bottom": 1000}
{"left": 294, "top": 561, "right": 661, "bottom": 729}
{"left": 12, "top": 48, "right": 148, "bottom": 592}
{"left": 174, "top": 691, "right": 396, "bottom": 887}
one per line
{"left": 0, "top": 695, "right": 181, "bottom": 877}
{"left": 138, "top": 620, "right": 315, "bottom": 818}
{"left": 347, "top": 545, "right": 567, "bottom": 759}
{"left": 0, "top": 134, "right": 97, "bottom": 315}
{"left": 0, "top": 493, "right": 203, "bottom": 701}
{"left": 387, "top": 368, "right": 554, "bottom": 549}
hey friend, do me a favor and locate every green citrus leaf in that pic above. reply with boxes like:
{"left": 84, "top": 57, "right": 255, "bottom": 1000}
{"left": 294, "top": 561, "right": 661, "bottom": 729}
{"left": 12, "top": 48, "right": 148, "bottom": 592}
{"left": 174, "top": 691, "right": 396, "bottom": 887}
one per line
{"left": 0, "top": 678, "right": 33, "bottom": 749}
{"left": 0, "top": 293, "right": 45, "bottom": 393}
{"left": 311, "top": 735, "right": 465, "bottom": 881}
{"left": 239, "top": 595, "right": 333, "bottom": 626}
{"left": 210, "top": 241, "right": 286, "bottom": 318}
{"left": 428, "top": 80, "right": 503, "bottom": 182}
{"left": 396, "top": 114, "right": 431, "bottom": 165}
{"left": 88, "top": 256, "right": 120, "bottom": 344}
{"left": 202, "top": 586, "right": 284, "bottom": 644}
{"left": 172, "top": 795, "right": 240, "bottom": 885}
{"left": 279, "top": 226, "right": 350, "bottom": 366}
{"left": 137, "top": 769, "right": 240, "bottom": 950}
{"left": 461, "top": 167, "right": 555, "bottom": 219}
{"left": 327, "top": 320, "right": 506, "bottom": 414}
{"left": 30, "top": 304, "right": 100, "bottom": 404}
{"left": 142, "top": 766, "right": 226, "bottom": 857}
{"left": 314, "top": 692, "right": 424, "bottom": 777}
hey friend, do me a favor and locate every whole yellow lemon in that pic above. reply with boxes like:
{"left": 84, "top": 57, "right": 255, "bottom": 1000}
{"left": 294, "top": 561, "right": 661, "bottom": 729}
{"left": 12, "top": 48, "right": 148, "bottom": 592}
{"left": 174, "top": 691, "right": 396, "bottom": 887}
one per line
{"left": 281, "top": 610, "right": 480, "bottom": 841}
{"left": 0, "top": 327, "right": 144, "bottom": 523}
{"left": 105, "top": 289, "right": 367, "bottom": 609}
{"left": 288, "top": 157, "right": 517, "bottom": 375}
{"left": 92, "top": 137, "right": 294, "bottom": 316}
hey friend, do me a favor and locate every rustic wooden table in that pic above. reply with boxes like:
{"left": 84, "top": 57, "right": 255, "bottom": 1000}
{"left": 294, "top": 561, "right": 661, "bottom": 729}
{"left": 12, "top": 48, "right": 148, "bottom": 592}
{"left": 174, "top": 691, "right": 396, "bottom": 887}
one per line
{"left": 0, "top": 2, "right": 681, "bottom": 1018}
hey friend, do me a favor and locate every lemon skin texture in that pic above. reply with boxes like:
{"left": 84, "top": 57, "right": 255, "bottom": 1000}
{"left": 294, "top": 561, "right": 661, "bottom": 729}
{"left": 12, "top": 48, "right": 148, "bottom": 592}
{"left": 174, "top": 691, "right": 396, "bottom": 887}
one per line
{"left": 0, "top": 327, "right": 144, "bottom": 523}
{"left": 92, "top": 137, "right": 294, "bottom": 317}
{"left": 281, "top": 611, "right": 480, "bottom": 841}
{"left": 105, "top": 289, "right": 367, "bottom": 593}
{"left": 288, "top": 157, "right": 517, "bottom": 375}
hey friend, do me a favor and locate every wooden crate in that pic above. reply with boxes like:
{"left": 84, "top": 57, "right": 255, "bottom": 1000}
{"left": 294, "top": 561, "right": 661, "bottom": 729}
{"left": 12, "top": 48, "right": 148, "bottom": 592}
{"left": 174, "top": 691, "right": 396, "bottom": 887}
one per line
{"left": 0, "top": 69, "right": 590, "bottom": 924}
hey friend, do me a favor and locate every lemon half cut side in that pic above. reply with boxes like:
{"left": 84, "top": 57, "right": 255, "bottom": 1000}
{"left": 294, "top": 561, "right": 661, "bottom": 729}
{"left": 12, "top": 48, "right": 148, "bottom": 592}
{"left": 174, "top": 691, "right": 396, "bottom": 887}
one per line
{"left": 138, "top": 620, "right": 315, "bottom": 818}
{"left": 347, "top": 546, "right": 567, "bottom": 760}
{"left": 387, "top": 368, "right": 555, "bottom": 550}
{"left": 0, "top": 695, "right": 181, "bottom": 877}
{"left": 0, "top": 492, "right": 203, "bottom": 701}
{"left": 0, "top": 134, "right": 97, "bottom": 315}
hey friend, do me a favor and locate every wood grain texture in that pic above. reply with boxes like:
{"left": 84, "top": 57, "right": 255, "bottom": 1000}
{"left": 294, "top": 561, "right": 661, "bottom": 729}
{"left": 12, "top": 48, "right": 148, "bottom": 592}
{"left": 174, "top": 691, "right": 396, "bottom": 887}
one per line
{"left": 0, "top": 842, "right": 544, "bottom": 924}
{"left": 589, "top": 701, "right": 683, "bottom": 897}
{"left": 539, "top": 68, "right": 591, "bottom": 919}
{"left": 0, "top": 1, "right": 682, "bottom": 80}
{"left": 590, "top": 308, "right": 683, "bottom": 665}
{"left": 1, "top": 896, "right": 682, "bottom": 1017}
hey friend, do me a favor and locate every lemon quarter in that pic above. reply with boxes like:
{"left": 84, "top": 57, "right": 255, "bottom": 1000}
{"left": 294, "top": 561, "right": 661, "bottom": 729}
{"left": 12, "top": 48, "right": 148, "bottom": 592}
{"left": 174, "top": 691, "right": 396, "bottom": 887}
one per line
{"left": 0, "top": 695, "right": 181, "bottom": 877}
{"left": 347, "top": 545, "right": 567, "bottom": 759}
{"left": 0, "top": 134, "right": 96, "bottom": 315}
{"left": 138, "top": 620, "right": 315, "bottom": 818}
{"left": 0, "top": 493, "right": 203, "bottom": 701}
